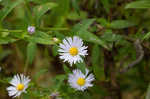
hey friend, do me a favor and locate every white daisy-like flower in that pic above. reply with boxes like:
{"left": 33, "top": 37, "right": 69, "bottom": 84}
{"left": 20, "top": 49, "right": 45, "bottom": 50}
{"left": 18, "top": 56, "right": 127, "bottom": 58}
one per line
{"left": 6, "top": 74, "right": 31, "bottom": 98}
{"left": 58, "top": 36, "right": 88, "bottom": 65}
{"left": 68, "top": 69, "right": 95, "bottom": 91}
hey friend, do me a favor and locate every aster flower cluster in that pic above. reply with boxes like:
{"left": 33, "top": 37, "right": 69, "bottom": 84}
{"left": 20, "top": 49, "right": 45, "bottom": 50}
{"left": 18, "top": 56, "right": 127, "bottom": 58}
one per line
{"left": 58, "top": 36, "right": 95, "bottom": 91}
{"left": 5, "top": 36, "right": 94, "bottom": 98}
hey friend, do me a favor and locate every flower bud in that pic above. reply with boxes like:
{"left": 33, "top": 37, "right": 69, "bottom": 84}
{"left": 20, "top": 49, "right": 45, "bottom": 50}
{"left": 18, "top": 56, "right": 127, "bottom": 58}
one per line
{"left": 27, "top": 26, "right": 35, "bottom": 34}
{"left": 53, "top": 37, "right": 60, "bottom": 43}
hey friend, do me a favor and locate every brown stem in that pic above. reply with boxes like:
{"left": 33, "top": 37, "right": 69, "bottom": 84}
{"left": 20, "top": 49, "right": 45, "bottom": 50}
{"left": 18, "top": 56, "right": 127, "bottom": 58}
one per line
{"left": 104, "top": 45, "right": 122, "bottom": 99}
{"left": 120, "top": 39, "right": 144, "bottom": 74}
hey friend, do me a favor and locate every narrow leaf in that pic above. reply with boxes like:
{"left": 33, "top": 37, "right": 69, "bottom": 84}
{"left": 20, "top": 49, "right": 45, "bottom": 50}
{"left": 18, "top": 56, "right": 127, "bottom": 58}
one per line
{"left": 92, "top": 44, "right": 105, "bottom": 81}
{"left": 0, "top": 0, "right": 24, "bottom": 21}
{"left": 27, "top": 36, "right": 55, "bottom": 45}
{"left": 34, "top": 2, "right": 57, "bottom": 26}
{"left": 76, "top": 62, "right": 86, "bottom": 74}
{"left": 27, "top": 42, "right": 37, "bottom": 64}
{"left": 63, "top": 64, "right": 71, "bottom": 74}
{"left": 72, "top": 19, "right": 108, "bottom": 49}
{"left": 143, "top": 32, "right": 150, "bottom": 40}
{"left": 72, "top": 0, "right": 80, "bottom": 15}
{"left": 0, "top": 37, "right": 17, "bottom": 44}
{"left": 110, "top": 20, "right": 135, "bottom": 29}
{"left": 146, "top": 84, "right": 150, "bottom": 99}
{"left": 126, "top": 1, "right": 150, "bottom": 9}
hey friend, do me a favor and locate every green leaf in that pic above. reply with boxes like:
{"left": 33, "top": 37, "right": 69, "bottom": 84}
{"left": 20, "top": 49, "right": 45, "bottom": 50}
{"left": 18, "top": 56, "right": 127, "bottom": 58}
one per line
{"left": 97, "top": 18, "right": 109, "bottom": 27}
{"left": 63, "top": 64, "right": 71, "bottom": 74}
{"left": 72, "top": 19, "right": 95, "bottom": 33}
{"left": 72, "top": 19, "right": 108, "bottom": 49}
{"left": 100, "top": 0, "right": 110, "bottom": 13}
{"left": 76, "top": 62, "right": 86, "bottom": 74}
{"left": 67, "top": 11, "right": 87, "bottom": 21}
{"left": 34, "top": 31, "right": 51, "bottom": 38}
{"left": 27, "top": 36, "right": 55, "bottom": 45}
{"left": 0, "top": 0, "right": 24, "bottom": 21}
{"left": 27, "top": 42, "right": 37, "bottom": 64}
{"left": 92, "top": 44, "right": 105, "bottom": 81}
{"left": 126, "top": 1, "right": 150, "bottom": 9}
{"left": 52, "top": 45, "right": 59, "bottom": 56}
{"left": 27, "top": 0, "right": 49, "bottom": 4}
{"left": 101, "top": 30, "right": 122, "bottom": 42}
{"left": 0, "top": 37, "right": 17, "bottom": 44}
{"left": 0, "top": 50, "right": 11, "bottom": 61}
{"left": 146, "top": 84, "right": 150, "bottom": 99}
{"left": 110, "top": 20, "right": 135, "bottom": 29}
{"left": 49, "top": 0, "right": 70, "bottom": 26}
{"left": 72, "top": 0, "right": 80, "bottom": 15}
{"left": 33, "top": 69, "right": 48, "bottom": 80}
{"left": 34, "top": 2, "right": 58, "bottom": 26}
{"left": 143, "top": 32, "right": 150, "bottom": 40}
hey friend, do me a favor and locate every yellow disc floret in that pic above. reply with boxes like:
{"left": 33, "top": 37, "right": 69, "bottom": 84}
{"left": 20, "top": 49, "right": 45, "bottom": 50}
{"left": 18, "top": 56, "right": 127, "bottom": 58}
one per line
{"left": 17, "top": 83, "right": 24, "bottom": 91}
{"left": 69, "top": 47, "right": 78, "bottom": 56}
{"left": 77, "top": 78, "right": 86, "bottom": 86}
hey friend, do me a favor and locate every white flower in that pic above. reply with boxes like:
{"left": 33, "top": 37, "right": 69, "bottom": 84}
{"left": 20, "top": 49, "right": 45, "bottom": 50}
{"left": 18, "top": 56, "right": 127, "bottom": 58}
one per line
{"left": 58, "top": 36, "right": 88, "bottom": 65}
{"left": 27, "top": 26, "right": 35, "bottom": 34}
{"left": 6, "top": 74, "right": 30, "bottom": 98}
{"left": 68, "top": 69, "right": 95, "bottom": 91}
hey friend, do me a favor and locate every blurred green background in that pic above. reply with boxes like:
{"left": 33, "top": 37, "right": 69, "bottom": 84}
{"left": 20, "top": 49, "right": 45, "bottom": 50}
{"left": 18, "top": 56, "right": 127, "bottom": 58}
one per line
{"left": 1, "top": 0, "right": 150, "bottom": 99}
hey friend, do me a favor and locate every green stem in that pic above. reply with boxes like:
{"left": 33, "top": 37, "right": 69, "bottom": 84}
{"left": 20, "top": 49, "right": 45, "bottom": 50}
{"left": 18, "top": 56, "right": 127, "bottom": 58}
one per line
{"left": 24, "top": 59, "right": 28, "bottom": 74}
{"left": 17, "top": 95, "right": 22, "bottom": 99}
{"left": 38, "top": 27, "right": 69, "bottom": 31}
{"left": 0, "top": 29, "right": 23, "bottom": 32}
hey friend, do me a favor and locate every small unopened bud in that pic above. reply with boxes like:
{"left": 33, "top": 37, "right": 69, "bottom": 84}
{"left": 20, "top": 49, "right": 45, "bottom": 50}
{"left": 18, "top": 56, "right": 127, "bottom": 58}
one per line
{"left": 50, "top": 92, "right": 62, "bottom": 99}
{"left": 27, "top": 26, "right": 35, "bottom": 34}
{"left": 53, "top": 37, "right": 60, "bottom": 43}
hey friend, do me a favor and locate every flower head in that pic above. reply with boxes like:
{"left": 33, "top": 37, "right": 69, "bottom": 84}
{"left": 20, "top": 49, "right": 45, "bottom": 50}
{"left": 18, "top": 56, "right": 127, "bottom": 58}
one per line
{"left": 27, "top": 26, "right": 35, "bottom": 34}
{"left": 68, "top": 69, "right": 95, "bottom": 91}
{"left": 7, "top": 74, "right": 30, "bottom": 98}
{"left": 58, "top": 36, "right": 88, "bottom": 65}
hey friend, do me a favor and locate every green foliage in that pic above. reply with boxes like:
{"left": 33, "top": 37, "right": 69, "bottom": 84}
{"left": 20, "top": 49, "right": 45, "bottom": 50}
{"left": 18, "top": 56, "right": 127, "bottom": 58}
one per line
{"left": 71, "top": 0, "right": 80, "bottom": 15}
{"left": 143, "top": 32, "right": 150, "bottom": 40}
{"left": 126, "top": 1, "right": 150, "bottom": 9}
{"left": 0, "top": 37, "right": 17, "bottom": 44}
{"left": 100, "top": 0, "right": 110, "bottom": 13}
{"left": 27, "top": 42, "right": 37, "bottom": 64}
{"left": 110, "top": 20, "right": 136, "bottom": 29}
{"left": 0, "top": 0, "right": 24, "bottom": 22}
{"left": 63, "top": 64, "right": 71, "bottom": 74}
{"left": 91, "top": 44, "right": 105, "bottom": 81}
{"left": 72, "top": 19, "right": 108, "bottom": 49}
{"left": 146, "top": 84, "right": 150, "bottom": 99}
{"left": 33, "top": 2, "right": 57, "bottom": 26}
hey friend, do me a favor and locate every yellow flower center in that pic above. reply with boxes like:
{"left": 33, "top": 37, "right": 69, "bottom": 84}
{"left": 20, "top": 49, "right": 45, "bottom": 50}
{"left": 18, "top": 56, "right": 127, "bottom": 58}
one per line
{"left": 77, "top": 78, "right": 86, "bottom": 86}
{"left": 69, "top": 47, "right": 78, "bottom": 56}
{"left": 17, "top": 83, "right": 24, "bottom": 91}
